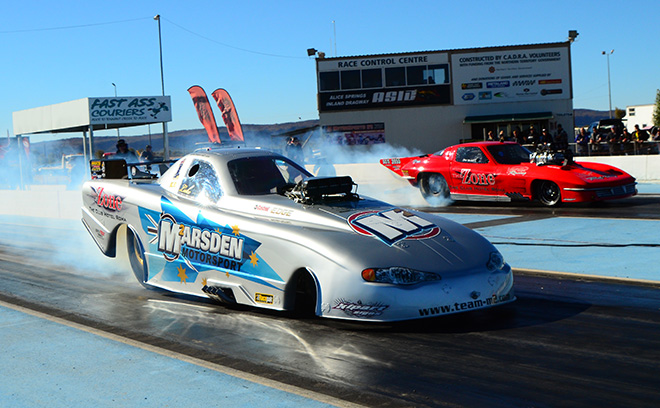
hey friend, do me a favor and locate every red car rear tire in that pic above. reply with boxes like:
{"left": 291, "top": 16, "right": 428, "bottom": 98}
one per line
{"left": 420, "top": 173, "right": 449, "bottom": 200}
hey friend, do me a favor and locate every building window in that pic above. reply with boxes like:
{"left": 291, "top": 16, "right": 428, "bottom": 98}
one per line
{"left": 361, "top": 68, "right": 382, "bottom": 88}
{"left": 319, "top": 71, "right": 339, "bottom": 91}
{"left": 425, "top": 65, "right": 449, "bottom": 84}
{"left": 385, "top": 67, "right": 405, "bottom": 87}
{"left": 406, "top": 66, "right": 426, "bottom": 85}
{"left": 340, "top": 70, "right": 361, "bottom": 89}
{"left": 628, "top": 108, "right": 636, "bottom": 116}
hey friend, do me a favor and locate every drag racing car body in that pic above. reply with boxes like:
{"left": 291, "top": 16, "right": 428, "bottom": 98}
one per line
{"left": 81, "top": 148, "right": 514, "bottom": 322}
{"left": 381, "top": 141, "right": 637, "bottom": 206}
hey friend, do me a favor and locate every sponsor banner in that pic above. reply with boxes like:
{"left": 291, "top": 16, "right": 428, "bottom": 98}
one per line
{"left": 88, "top": 96, "right": 172, "bottom": 124}
{"left": 188, "top": 86, "right": 221, "bottom": 144}
{"left": 451, "top": 45, "right": 570, "bottom": 105}
{"left": 322, "top": 123, "right": 385, "bottom": 145}
{"left": 211, "top": 88, "right": 244, "bottom": 142}
{"left": 319, "top": 84, "right": 450, "bottom": 112}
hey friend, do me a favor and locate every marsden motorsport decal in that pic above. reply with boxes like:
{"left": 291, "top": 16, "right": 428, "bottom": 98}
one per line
{"left": 348, "top": 208, "right": 440, "bottom": 245}
{"left": 138, "top": 197, "right": 284, "bottom": 287}
{"left": 157, "top": 212, "right": 244, "bottom": 265}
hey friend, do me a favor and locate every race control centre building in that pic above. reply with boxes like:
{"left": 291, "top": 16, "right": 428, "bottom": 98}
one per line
{"left": 314, "top": 35, "right": 577, "bottom": 153}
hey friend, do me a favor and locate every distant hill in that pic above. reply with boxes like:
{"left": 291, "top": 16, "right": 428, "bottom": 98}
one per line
{"left": 574, "top": 109, "right": 610, "bottom": 128}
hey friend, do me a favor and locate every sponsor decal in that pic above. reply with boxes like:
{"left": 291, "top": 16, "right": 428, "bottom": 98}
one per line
{"left": 270, "top": 207, "right": 292, "bottom": 217}
{"left": 91, "top": 186, "right": 123, "bottom": 211}
{"left": 460, "top": 169, "right": 496, "bottom": 186}
{"left": 461, "top": 82, "right": 482, "bottom": 90}
{"left": 255, "top": 293, "right": 274, "bottom": 304}
{"left": 478, "top": 92, "right": 492, "bottom": 100}
{"left": 348, "top": 208, "right": 440, "bottom": 245}
{"left": 486, "top": 80, "right": 510, "bottom": 88}
{"left": 540, "top": 89, "right": 563, "bottom": 96}
{"left": 462, "top": 93, "right": 475, "bottom": 101}
{"left": 333, "top": 299, "right": 389, "bottom": 318}
{"left": 507, "top": 167, "right": 527, "bottom": 176}
{"left": 512, "top": 79, "right": 536, "bottom": 86}
{"left": 139, "top": 199, "right": 284, "bottom": 287}
{"left": 90, "top": 161, "right": 103, "bottom": 173}
{"left": 372, "top": 89, "right": 417, "bottom": 103}
{"left": 538, "top": 79, "right": 562, "bottom": 84}
{"left": 157, "top": 213, "right": 244, "bottom": 266}
{"left": 418, "top": 292, "right": 514, "bottom": 317}
{"left": 254, "top": 204, "right": 292, "bottom": 217}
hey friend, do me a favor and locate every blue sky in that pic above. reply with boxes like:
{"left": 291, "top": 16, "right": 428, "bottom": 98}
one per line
{"left": 1, "top": 0, "right": 658, "bottom": 141}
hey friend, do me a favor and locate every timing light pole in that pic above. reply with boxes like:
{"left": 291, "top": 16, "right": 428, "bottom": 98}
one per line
{"left": 602, "top": 49, "right": 614, "bottom": 119}
{"left": 154, "top": 14, "right": 169, "bottom": 160}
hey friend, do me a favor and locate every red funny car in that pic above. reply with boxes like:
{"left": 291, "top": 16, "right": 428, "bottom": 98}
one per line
{"left": 381, "top": 141, "right": 637, "bottom": 206}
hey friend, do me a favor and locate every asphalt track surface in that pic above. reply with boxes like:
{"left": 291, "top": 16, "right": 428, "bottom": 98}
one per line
{"left": 1, "top": 191, "right": 660, "bottom": 407}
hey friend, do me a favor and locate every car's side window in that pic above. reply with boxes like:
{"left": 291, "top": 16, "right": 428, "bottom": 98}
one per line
{"left": 456, "top": 147, "right": 489, "bottom": 164}
{"left": 274, "top": 159, "right": 306, "bottom": 185}
{"left": 178, "top": 159, "right": 222, "bottom": 204}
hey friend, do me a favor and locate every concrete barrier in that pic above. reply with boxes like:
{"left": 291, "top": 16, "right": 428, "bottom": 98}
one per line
{"left": 1, "top": 155, "right": 657, "bottom": 220}
{"left": 575, "top": 154, "right": 660, "bottom": 181}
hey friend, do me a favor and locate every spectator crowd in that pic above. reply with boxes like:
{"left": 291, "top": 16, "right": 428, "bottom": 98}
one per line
{"left": 489, "top": 123, "right": 659, "bottom": 156}
{"left": 573, "top": 123, "right": 659, "bottom": 156}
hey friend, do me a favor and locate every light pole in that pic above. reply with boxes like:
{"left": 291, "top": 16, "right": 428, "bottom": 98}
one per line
{"left": 112, "top": 83, "right": 120, "bottom": 138}
{"left": 154, "top": 14, "right": 169, "bottom": 159}
{"left": 602, "top": 49, "right": 614, "bottom": 119}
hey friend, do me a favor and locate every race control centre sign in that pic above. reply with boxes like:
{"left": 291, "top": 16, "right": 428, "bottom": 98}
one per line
{"left": 88, "top": 96, "right": 172, "bottom": 125}
{"left": 451, "top": 45, "right": 571, "bottom": 105}
{"left": 317, "top": 53, "right": 451, "bottom": 112}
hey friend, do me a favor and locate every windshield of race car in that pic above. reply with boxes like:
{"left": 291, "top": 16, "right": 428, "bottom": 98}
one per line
{"left": 487, "top": 144, "right": 532, "bottom": 165}
{"left": 228, "top": 156, "right": 311, "bottom": 195}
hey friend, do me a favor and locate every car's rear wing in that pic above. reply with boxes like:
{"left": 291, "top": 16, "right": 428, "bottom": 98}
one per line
{"left": 89, "top": 158, "right": 176, "bottom": 180}
{"left": 379, "top": 156, "right": 425, "bottom": 178}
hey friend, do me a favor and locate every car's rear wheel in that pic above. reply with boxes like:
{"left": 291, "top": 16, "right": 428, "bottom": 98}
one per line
{"left": 293, "top": 271, "right": 317, "bottom": 317}
{"left": 537, "top": 180, "right": 561, "bottom": 206}
{"left": 126, "top": 228, "right": 149, "bottom": 286}
{"left": 420, "top": 173, "right": 449, "bottom": 200}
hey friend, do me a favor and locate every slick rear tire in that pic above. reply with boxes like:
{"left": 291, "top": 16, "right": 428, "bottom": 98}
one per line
{"left": 420, "top": 173, "right": 449, "bottom": 201}
{"left": 126, "top": 228, "right": 149, "bottom": 286}
{"left": 537, "top": 180, "right": 561, "bottom": 206}
{"left": 293, "top": 271, "right": 318, "bottom": 318}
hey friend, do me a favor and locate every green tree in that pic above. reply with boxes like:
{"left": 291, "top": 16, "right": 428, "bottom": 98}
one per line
{"left": 614, "top": 107, "right": 626, "bottom": 119}
{"left": 653, "top": 89, "right": 660, "bottom": 127}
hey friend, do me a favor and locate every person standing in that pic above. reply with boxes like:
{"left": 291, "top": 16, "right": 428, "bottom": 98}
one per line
{"left": 553, "top": 124, "right": 569, "bottom": 152}
{"left": 115, "top": 139, "right": 138, "bottom": 163}
{"left": 575, "top": 127, "right": 589, "bottom": 156}
{"left": 285, "top": 136, "right": 304, "bottom": 163}
{"left": 606, "top": 127, "right": 620, "bottom": 155}
{"left": 526, "top": 125, "right": 540, "bottom": 148}
{"left": 633, "top": 124, "right": 649, "bottom": 154}
{"left": 140, "top": 145, "right": 154, "bottom": 162}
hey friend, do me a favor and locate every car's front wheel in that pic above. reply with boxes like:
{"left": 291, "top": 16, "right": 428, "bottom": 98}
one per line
{"left": 419, "top": 173, "right": 449, "bottom": 201}
{"left": 536, "top": 180, "right": 561, "bottom": 206}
